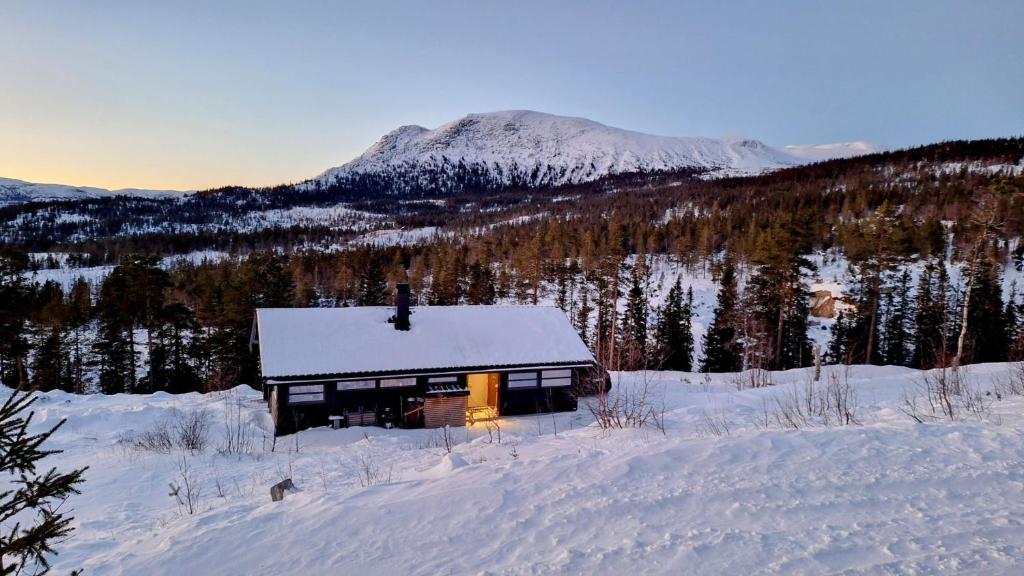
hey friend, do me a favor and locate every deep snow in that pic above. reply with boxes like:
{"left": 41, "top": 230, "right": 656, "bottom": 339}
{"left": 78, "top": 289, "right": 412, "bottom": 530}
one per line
{"left": 23, "top": 362, "right": 1024, "bottom": 575}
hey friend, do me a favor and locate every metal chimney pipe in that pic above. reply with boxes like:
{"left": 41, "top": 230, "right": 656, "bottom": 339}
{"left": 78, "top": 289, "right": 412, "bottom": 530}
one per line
{"left": 394, "top": 283, "right": 411, "bottom": 330}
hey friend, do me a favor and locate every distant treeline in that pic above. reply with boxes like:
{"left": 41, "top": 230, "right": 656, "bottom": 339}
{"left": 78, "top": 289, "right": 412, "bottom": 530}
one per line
{"left": 0, "top": 137, "right": 1022, "bottom": 394}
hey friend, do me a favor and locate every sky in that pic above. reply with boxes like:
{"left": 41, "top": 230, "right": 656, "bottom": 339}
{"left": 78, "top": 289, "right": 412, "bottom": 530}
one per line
{"left": 1, "top": 0, "right": 1021, "bottom": 191}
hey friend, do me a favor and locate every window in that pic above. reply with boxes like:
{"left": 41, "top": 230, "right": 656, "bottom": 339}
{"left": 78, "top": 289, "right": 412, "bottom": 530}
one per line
{"left": 508, "top": 372, "right": 538, "bottom": 388}
{"left": 428, "top": 376, "right": 458, "bottom": 384}
{"left": 541, "top": 369, "right": 572, "bottom": 387}
{"left": 289, "top": 384, "right": 325, "bottom": 404}
{"left": 380, "top": 377, "right": 416, "bottom": 388}
{"left": 337, "top": 379, "right": 375, "bottom": 391}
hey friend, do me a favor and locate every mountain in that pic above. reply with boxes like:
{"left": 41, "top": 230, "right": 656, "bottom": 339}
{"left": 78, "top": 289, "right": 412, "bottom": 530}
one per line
{"left": 0, "top": 177, "right": 187, "bottom": 207}
{"left": 784, "top": 141, "right": 883, "bottom": 162}
{"left": 1, "top": 111, "right": 878, "bottom": 205}
{"left": 309, "top": 110, "right": 871, "bottom": 191}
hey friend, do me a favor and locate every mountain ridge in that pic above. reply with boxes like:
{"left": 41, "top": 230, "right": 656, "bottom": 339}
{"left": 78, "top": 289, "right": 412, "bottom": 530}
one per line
{"left": 310, "top": 110, "right": 865, "bottom": 190}
{"left": 2, "top": 111, "right": 880, "bottom": 204}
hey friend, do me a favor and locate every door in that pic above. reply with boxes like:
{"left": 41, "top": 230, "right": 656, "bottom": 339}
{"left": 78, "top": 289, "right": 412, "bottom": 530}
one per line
{"left": 467, "top": 373, "right": 490, "bottom": 409}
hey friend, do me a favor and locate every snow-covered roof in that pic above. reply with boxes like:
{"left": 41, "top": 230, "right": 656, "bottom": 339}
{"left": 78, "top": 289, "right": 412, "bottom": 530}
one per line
{"left": 255, "top": 305, "right": 595, "bottom": 379}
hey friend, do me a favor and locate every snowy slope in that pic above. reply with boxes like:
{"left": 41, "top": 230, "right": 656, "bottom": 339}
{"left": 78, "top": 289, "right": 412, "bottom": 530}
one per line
{"left": 26, "top": 362, "right": 1024, "bottom": 575}
{"left": 784, "top": 141, "right": 883, "bottom": 162}
{"left": 311, "top": 111, "right": 868, "bottom": 189}
{"left": 0, "top": 177, "right": 188, "bottom": 206}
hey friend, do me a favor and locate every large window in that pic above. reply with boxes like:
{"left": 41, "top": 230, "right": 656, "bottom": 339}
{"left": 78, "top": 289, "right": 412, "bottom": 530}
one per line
{"left": 337, "top": 379, "right": 375, "bottom": 391}
{"left": 289, "top": 384, "right": 325, "bottom": 404}
{"left": 541, "top": 369, "right": 573, "bottom": 387}
{"left": 508, "top": 372, "right": 538, "bottom": 389}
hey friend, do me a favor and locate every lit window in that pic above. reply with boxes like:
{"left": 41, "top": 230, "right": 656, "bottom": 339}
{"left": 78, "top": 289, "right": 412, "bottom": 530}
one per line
{"left": 428, "top": 376, "right": 458, "bottom": 384}
{"left": 380, "top": 377, "right": 416, "bottom": 388}
{"left": 337, "top": 379, "right": 375, "bottom": 391}
{"left": 541, "top": 369, "right": 572, "bottom": 387}
{"left": 289, "top": 384, "right": 325, "bottom": 404}
{"left": 508, "top": 372, "right": 538, "bottom": 388}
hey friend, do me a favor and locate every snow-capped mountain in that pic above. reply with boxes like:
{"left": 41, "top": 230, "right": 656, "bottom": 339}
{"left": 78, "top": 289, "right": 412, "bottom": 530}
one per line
{"left": 310, "top": 110, "right": 869, "bottom": 191}
{"left": 0, "top": 177, "right": 187, "bottom": 207}
{"left": 784, "top": 141, "right": 882, "bottom": 162}
{"left": 2, "top": 111, "right": 877, "bottom": 204}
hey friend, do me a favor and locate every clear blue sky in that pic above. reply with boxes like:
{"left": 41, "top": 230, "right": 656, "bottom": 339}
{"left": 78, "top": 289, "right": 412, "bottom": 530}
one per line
{"left": 1, "top": 0, "right": 1021, "bottom": 190}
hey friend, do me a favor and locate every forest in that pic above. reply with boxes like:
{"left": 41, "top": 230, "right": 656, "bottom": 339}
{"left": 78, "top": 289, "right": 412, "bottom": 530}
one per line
{"left": 1, "top": 138, "right": 1023, "bottom": 395}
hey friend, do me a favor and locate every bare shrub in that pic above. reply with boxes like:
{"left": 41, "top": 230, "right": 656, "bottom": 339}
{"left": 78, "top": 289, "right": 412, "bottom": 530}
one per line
{"left": 587, "top": 370, "right": 665, "bottom": 430}
{"left": 357, "top": 454, "right": 393, "bottom": 487}
{"left": 168, "top": 455, "right": 201, "bottom": 515}
{"left": 125, "top": 420, "right": 174, "bottom": 453}
{"left": 766, "top": 367, "right": 858, "bottom": 430}
{"left": 174, "top": 408, "right": 212, "bottom": 452}
{"left": 731, "top": 368, "right": 773, "bottom": 390}
{"left": 901, "top": 364, "right": 988, "bottom": 423}
{"left": 220, "top": 395, "right": 255, "bottom": 456}
{"left": 439, "top": 425, "right": 455, "bottom": 453}
{"left": 994, "top": 361, "right": 1024, "bottom": 399}
{"left": 697, "top": 407, "right": 733, "bottom": 437}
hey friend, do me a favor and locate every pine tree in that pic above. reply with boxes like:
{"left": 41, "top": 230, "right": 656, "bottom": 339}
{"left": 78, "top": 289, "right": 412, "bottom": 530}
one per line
{"left": 66, "top": 279, "right": 92, "bottom": 394}
{"left": 356, "top": 258, "right": 389, "bottom": 306}
{"left": 0, "top": 388, "right": 86, "bottom": 574}
{"left": 881, "top": 269, "right": 913, "bottom": 366}
{"left": 0, "top": 251, "right": 31, "bottom": 389}
{"left": 466, "top": 261, "right": 496, "bottom": 305}
{"left": 654, "top": 278, "right": 694, "bottom": 371}
{"left": 744, "top": 225, "right": 813, "bottom": 371}
{"left": 619, "top": 263, "right": 649, "bottom": 369}
{"left": 963, "top": 256, "right": 1008, "bottom": 364}
{"left": 701, "top": 257, "right": 744, "bottom": 372}
{"left": 574, "top": 279, "right": 592, "bottom": 346}
{"left": 912, "top": 263, "right": 944, "bottom": 368}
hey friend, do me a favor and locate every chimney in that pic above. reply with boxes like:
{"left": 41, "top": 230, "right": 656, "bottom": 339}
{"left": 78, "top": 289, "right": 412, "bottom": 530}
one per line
{"left": 394, "top": 283, "right": 411, "bottom": 331}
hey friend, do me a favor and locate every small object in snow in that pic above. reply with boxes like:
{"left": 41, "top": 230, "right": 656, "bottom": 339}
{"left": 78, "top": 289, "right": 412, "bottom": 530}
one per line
{"left": 329, "top": 415, "right": 347, "bottom": 429}
{"left": 270, "top": 478, "right": 297, "bottom": 502}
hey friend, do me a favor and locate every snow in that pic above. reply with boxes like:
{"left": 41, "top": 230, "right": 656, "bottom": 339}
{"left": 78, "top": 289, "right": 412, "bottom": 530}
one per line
{"left": 349, "top": 226, "right": 443, "bottom": 247}
{"left": 784, "top": 141, "right": 882, "bottom": 162}
{"left": 0, "top": 177, "right": 188, "bottom": 206}
{"left": 255, "top": 306, "right": 595, "bottom": 379}
{"left": 310, "top": 111, "right": 842, "bottom": 189}
{"left": 23, "top": 362, "right": 1024, "bottom": 574}
{"left": 22, "top": 251, "right": 233, "bottom": 290}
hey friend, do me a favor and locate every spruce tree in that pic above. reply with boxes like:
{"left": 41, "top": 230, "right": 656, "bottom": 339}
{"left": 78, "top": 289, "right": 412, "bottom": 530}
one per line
{"left": 881, "top": 269, "right": 913, "bottom": 366}
{"left": 912, "top": 263, "right": 944, "bottom": 368}
{"left": 701, "top": 257, "right": 744, "bottom": 372}
{"left": 574, "top": 280, "right": 592, "bottom": 346}
{"left": 654, "top": 278, "right": 694, "bottom": 371}
{"left": 357, "top": 258, "right": 389, "bottom": 306}
{"left": 466, "top": 261, "right": 496, "bottom": 305}
{"left": 0, "top": 251, "right": 30, "bottom": 389}
{"left": 620, "top": 263, "right": 649, "bottom": 369}
{"left": 0, "top": 388, "right": 86, "bottom": 574}
{"left": 963, "top": 256, "right": 1008, "bottom": 363}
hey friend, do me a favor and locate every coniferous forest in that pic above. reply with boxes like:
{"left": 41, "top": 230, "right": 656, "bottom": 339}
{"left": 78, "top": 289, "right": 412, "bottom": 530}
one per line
{"left": 1, "top": 138, "right": 1023, "bottom": 395}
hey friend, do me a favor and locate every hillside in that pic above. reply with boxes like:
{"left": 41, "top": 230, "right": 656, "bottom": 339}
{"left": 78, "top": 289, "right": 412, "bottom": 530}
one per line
{"left": 0, "top": 177, "right": 187, "bottom": 207}
{"left": 28, "top": 363, "right": 1024, "bottom": 575}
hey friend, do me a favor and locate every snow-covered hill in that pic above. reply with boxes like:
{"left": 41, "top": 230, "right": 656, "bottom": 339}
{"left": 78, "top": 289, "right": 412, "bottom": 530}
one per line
{"left": 27, "top": 362, "right": 1024, "bottom": 574}
{"left": 0, "top": 177, "right": 187, "bottom": 207}
{"left": 310, "top": 110, "right": 869, "bottom": 190}
{"left": 784, "top": 141, "right": 882, "bottom": 162}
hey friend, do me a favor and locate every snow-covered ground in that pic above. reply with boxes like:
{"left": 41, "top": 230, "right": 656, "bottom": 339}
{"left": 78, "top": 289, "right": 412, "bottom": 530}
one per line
{"left": 25, "top": 362, "right": 1024, "bottom": 575}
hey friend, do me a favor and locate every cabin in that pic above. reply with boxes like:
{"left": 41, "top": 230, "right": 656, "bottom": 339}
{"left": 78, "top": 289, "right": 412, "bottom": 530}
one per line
{"left": 252, "top": 285, "right": 601, "bottom": 435}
